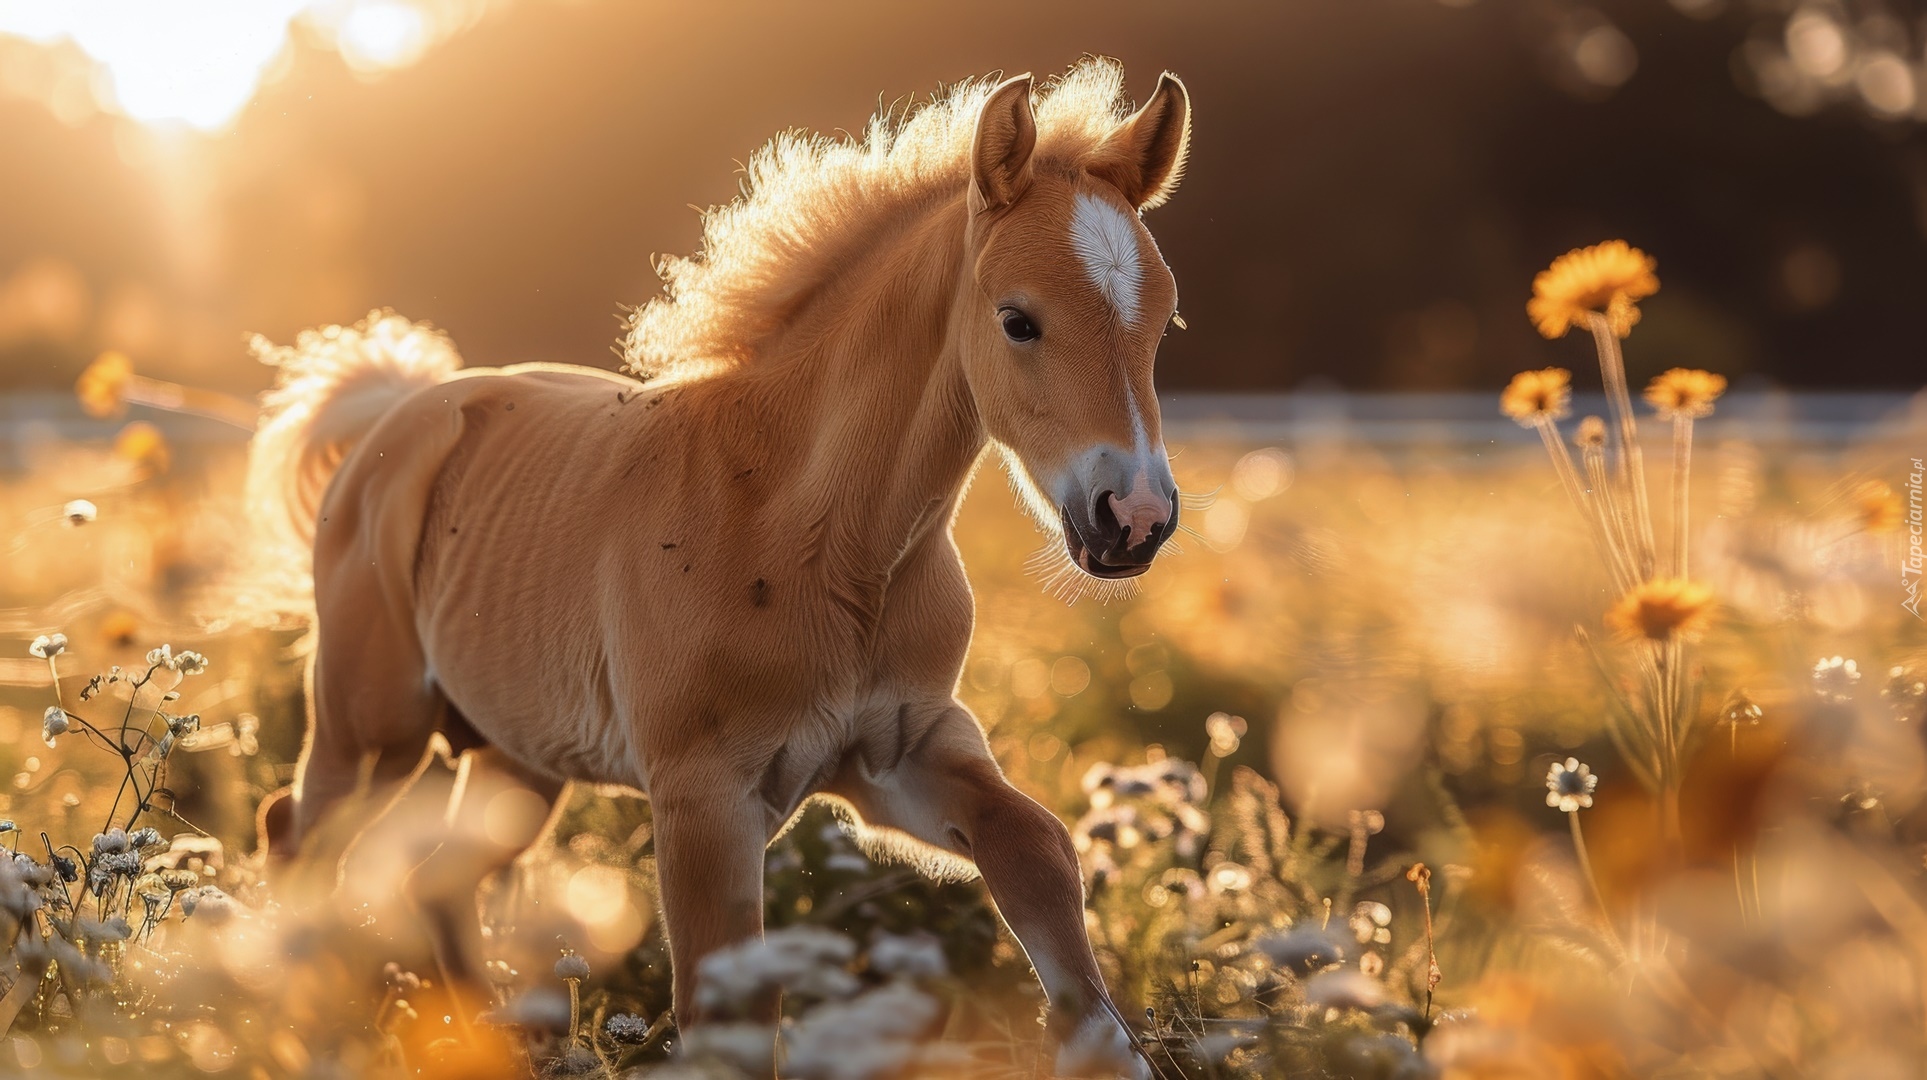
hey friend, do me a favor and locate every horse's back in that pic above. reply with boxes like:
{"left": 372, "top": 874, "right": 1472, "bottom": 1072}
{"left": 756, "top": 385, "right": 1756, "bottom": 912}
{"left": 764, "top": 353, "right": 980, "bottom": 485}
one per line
{"left": 320, "top": 361, "right": 642, "bottom": 592}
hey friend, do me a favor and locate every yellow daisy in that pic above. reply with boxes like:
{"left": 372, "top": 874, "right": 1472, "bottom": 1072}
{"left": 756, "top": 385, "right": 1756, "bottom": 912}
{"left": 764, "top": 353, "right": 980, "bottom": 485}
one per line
{"left": 1527, "top": 240, "right": 1659, "bottom": 339}
{"left": 1643, "top": 368, "right": 1726, "bottom": 419}
{"left": 1605, "top": 577, "right": 1715, "bottom": 643}
{"left": 1500, "top": 368, "right": 1572, "bottom": 426}
{"left": 76, "top": 350, "right": 133, "bottom": 419}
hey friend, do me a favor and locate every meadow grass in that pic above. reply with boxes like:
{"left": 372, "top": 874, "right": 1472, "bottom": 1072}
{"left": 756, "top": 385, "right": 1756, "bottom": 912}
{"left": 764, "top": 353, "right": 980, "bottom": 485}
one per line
{"left": 0, "top": 266, "right": 1922, "bottom": 1075}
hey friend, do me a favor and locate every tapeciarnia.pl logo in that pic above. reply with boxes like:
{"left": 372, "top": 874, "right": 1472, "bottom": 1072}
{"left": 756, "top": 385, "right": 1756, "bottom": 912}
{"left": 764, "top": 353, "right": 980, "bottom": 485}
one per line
{"left": 1905, "top": 457, "right": 1924, "bottom": 620}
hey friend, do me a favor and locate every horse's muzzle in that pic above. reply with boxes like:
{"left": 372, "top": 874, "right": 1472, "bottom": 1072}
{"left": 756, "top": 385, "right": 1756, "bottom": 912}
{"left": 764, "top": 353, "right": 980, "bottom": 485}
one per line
{"left": 1059, "top": 484, "right": 1178, "bottom": 579}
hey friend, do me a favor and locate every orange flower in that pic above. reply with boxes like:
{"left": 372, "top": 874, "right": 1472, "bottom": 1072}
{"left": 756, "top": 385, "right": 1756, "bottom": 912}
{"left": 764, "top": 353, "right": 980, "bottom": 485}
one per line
{"left": 76, "top": 351, "right": 134, "bottom": 419}
{"left": 1499, "top": 368, "right": 1572, "bottom": 426}
{"left": 1643, "top": 368, "right": 1726, "bottom": 419}
{"left": 1605, "top": 577, "right": 1715, "bottom": 643}
{"left": 1852, "top": 479, "right": 1901, "bottom": 533}
{"left": 1527, "top": 240, "right": 1659, "bottom": 339}
{"left": 114, "top": 421, "right": 170, "bottom": 475}
{"left": 99, "top": 611, "right": 140, "bottom": 648}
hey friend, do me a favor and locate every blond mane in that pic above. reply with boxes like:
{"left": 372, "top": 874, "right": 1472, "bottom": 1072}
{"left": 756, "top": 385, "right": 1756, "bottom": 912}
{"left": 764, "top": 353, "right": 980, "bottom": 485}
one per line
{"left": 620, "top": 58, "right": 1140, "bottom": 381}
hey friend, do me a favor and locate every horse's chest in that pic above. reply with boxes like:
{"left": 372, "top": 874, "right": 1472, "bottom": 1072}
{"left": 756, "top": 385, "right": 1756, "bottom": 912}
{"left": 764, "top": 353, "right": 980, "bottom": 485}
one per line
{"left": 755, "top": 688, "right": 930, "bottom": 821}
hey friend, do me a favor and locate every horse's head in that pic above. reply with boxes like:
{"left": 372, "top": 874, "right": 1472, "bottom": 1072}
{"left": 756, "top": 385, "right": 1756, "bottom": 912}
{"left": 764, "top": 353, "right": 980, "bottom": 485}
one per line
{"left": 958, "top": 72, "right": 1190, "bottom": 581}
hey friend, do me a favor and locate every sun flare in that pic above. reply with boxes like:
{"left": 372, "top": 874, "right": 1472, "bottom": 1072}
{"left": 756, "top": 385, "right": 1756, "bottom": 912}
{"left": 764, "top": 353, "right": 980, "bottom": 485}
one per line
{"left": 0, "top": 0, "right": 461, "bottom": 133}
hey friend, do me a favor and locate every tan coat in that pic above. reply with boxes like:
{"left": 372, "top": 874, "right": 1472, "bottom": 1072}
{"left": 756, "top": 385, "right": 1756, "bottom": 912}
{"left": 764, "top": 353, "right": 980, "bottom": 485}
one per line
{"left": 249, "top": 60, "right": 1191, "bottom": 1078}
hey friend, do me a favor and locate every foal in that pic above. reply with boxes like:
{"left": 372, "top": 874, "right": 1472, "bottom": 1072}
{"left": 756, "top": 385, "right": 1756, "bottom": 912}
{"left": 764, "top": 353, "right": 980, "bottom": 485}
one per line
{"left": 250, "top": 60, "right": 1190, "bottom": 1076}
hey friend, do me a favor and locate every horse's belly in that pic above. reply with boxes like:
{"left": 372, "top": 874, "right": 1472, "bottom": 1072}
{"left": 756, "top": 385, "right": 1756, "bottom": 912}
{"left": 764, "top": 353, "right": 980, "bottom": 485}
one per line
{"left": 397, "top": 370, "right": 657, "bottom": 788}
{"left": 435, "top": 665, "right": 642, "bottom": 789}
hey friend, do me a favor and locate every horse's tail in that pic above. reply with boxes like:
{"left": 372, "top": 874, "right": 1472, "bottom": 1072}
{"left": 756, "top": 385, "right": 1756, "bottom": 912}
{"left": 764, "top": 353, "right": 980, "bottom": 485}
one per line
{"left": 242, "top": 310, "right": 463, "bottom": 616}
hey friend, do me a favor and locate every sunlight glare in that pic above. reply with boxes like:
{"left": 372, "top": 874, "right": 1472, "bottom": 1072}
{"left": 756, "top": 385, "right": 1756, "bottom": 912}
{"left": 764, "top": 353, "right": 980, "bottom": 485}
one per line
{"left": 0, "top": 2, "right": 308, "bottom": 130}
{"left": 0, "top": 0, "right": 454, "bottom": 133}
{"left": 336, "top": 0, "right": 431, "bottom": 75}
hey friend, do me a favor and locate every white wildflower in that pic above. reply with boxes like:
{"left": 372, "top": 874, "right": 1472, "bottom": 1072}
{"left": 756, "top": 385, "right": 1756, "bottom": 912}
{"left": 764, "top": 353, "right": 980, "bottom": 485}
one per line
{"left": 1305, "top": 969, "right": 1385, "bottom": 1011}
{"left": 42, "top": 707, "right": 70, "bottom": 744}
{"left": 1813, "top": 655, "right": 1861, "bottom": 702}
{"left": 62, "top": 500, "right": 96, "bottom": 525}
{"left": 29, "top": 633, "right": 66, "bottom": 660}
{"left": 694, "top": 926, "right": 859, "bottom": 1014}
{"left": 1349, "top": 901, "right": 1393, "bottom": 945}
{"left": 783, "top": 982, "right": 943, "bottom": 1080}
{"left": 1205, "top": 711, "right": 1247, "bottom": 756}
{"left": 867, "top": 932, "right": 948, "bottom": 980}
{"left": 1207, "top": 862, "right": 1254, "bottom": 894}
{"left": 181, "top": 886, "right": 235, "bottom": 923}
{"left": 1545, "top": 757, "right": 1598, "bottom": 813}
{"left": 680, "top": 1022, "right": 775, "bottom": 1076}
{"left": 1256, "top": 925, "right": 1348, "bottom": 976}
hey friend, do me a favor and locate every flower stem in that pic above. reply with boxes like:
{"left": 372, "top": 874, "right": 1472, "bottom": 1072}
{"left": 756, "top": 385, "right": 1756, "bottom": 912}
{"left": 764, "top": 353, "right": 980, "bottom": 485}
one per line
{"left": 1587, "top": 314, "right": 1656, "bottom": 578}
{"left": 1577, "top": 440, "right": 1640, "bottom": 593}
{"left": 1536, "top": 418, "right": 1634, "bottom": 591}
{"left": 1659, "top": 782, "right": 1683, "bottom": 860}
{"left": 123, "top": 375, "right": 258, "bottom": 430}
{"left": 1670, "top": 414, "right": 1692, "bottom": 581}
{"left": 1568, "top": 810, "right": 1629, "bottom": 962}
{"left": 1732, "top": 844, "right": 1749, "bottom": 927}
{"left": 1569, "top": 811, "right": 1607, "bottom": 913}
{"left": 568, "top": 978, "right": 582, "bottom": 1047}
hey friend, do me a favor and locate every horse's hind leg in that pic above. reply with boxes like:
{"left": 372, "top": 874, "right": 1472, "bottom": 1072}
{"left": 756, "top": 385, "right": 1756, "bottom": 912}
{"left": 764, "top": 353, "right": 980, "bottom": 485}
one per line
{"left": 276, "top": 600, "right": 441, "bottom": 895}
{"left": 406, "top": 748, "right": 566, "bottom": 1003}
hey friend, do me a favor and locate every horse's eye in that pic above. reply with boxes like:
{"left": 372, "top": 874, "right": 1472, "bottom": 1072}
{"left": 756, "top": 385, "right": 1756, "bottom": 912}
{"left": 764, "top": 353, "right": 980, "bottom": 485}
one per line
{"left": 999, "top": 307, "right": 1040, "bottom": 343}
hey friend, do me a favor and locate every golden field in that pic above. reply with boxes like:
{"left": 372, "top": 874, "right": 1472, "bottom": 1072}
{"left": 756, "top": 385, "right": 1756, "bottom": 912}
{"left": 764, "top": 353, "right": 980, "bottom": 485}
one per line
{"left": 0, "top": 329, "right": 1922, "bottom": 1077}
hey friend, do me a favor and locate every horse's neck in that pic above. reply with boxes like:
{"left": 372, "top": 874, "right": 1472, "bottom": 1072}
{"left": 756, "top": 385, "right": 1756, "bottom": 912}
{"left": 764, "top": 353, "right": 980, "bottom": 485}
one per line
{"left": 732, "top": 196, "right": 982, "bottom": 603}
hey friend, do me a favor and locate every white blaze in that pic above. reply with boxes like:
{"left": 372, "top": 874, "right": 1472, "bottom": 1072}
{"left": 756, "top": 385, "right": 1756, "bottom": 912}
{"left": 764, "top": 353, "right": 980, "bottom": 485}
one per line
{"left": 1069, "top": 191, "right": 1144, "bottom": 327}
{"left": 1062, "top": 191, "right": 1171, "bottom": 554}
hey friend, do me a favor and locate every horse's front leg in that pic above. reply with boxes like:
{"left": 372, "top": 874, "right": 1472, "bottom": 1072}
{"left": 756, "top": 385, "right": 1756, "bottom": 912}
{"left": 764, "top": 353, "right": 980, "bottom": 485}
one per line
{"left": 828, "top": 705, "right": 1148, "bottom": 1080}
{"left": 650, "top": 769, "right": 776, "bottom": 1029}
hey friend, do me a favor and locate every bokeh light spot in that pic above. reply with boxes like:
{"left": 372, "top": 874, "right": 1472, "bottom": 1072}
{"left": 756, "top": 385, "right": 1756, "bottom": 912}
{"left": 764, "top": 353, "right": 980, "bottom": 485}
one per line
{"left": 1050, "top": 655, "right": 1092, "bottom": 697}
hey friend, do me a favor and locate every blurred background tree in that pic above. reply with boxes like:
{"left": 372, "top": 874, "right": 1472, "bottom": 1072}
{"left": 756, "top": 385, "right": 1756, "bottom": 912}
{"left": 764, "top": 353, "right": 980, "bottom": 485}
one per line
{"left": 0, "top": 0, "right": 1921, "bottom": 397}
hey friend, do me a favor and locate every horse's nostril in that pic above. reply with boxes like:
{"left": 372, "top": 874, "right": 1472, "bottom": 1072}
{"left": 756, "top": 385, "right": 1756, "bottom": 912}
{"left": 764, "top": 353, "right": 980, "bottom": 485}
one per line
{"left": 1090, "top": 491, "right": 1122, "bottom": 538}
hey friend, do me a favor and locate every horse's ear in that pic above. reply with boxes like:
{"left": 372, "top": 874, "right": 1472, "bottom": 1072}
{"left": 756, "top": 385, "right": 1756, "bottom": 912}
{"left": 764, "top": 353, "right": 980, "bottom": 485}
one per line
{"left": 971, "top": 74, "right": 1037, "bottom": 212}
{"left": 1089, "top": 72, "right": 1191, "bottom": 211}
